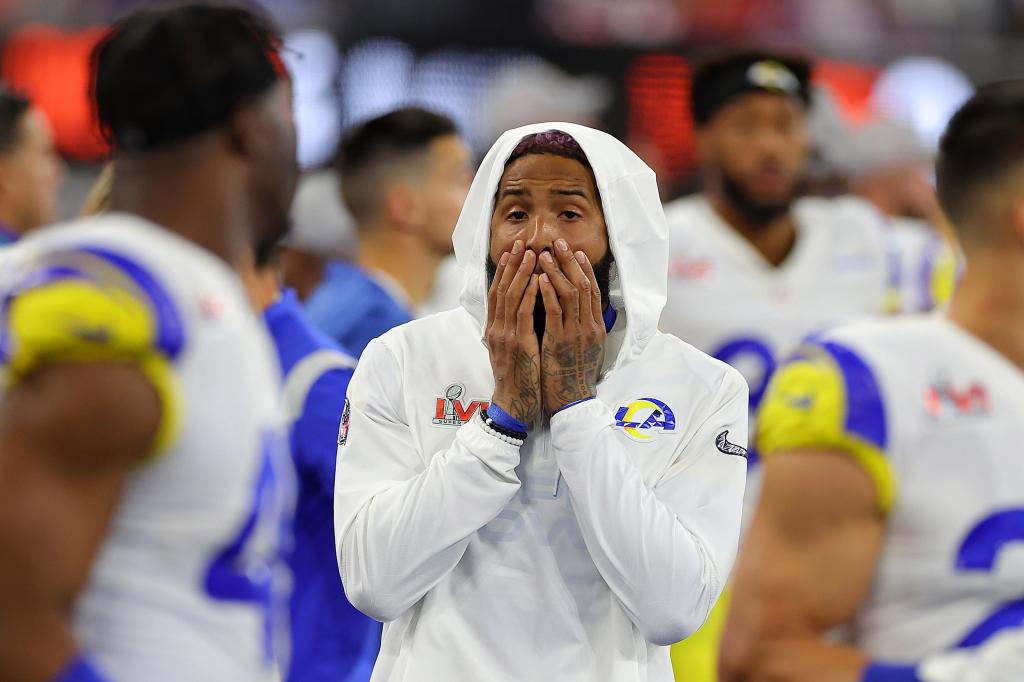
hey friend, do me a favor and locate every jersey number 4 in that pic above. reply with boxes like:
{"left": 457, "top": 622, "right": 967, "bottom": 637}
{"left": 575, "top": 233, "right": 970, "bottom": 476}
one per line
{"left": 204, "top": 433, "right": 290, "bottom": 664}
{"left": 955, "top": 508, "right": 1024, "bottom": 648}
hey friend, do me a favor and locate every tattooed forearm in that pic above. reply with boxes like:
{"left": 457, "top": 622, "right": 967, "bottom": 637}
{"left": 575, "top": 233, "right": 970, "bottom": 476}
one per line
{"left": 508, "top": 348, "right": 540, "bottom": 423}
{"left": 542, "top": 337, "right": 603, "bottom": 409}
{"left": 513, "top": 348, "right": 538, "bottom": 390}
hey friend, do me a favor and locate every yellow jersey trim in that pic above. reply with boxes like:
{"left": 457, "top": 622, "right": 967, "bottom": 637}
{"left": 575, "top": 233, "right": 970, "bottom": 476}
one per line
{"left": 757, "top": 348, "right": 896, "bottom": 513}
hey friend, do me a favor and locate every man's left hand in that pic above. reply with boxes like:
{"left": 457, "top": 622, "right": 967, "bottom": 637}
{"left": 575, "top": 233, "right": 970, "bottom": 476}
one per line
{"left": 538, "top": 239, "right": 606, "bottom": 415}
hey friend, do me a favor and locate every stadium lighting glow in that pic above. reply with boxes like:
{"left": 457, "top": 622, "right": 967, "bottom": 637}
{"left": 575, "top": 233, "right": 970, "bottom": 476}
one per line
{"left": 870, "top": 56, "right": 974, "bottom": 152}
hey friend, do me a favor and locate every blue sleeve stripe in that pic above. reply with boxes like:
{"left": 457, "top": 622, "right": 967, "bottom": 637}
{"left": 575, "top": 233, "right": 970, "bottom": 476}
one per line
{"left": 602, "top": 304, "right": 618, "bottom": 332}
{"left": 0, "top": 265, "right": 92, "bottom": 364}
{"left": 1, "top": 264, "right": 89, "bottom": 313}
{"left": 555, "top": 397, "right": 596, "bottom": 414}
{"left": 819, "top": 340, "right": 888, "bottom": 450}
{"left": 53, "top": 655, "right": 110, "bottom": 682}
{"left": 80, "top": 246, "right": 186, "bottom": 360}
{"left": 861, "top": 662, "right": 922, "bottom": 682}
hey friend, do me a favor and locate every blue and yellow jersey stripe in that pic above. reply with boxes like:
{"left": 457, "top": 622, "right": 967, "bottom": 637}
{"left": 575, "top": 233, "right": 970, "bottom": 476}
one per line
{"left": 0, "top": 246, "right": 185, "bottom": 455}
{"left": 757, "top": 339, "right": 895, "bottom": 513}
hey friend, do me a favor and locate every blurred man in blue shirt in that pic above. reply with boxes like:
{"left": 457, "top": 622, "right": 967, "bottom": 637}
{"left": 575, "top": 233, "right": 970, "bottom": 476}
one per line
{"left": 305, "top": 107, "right": 472, "bottom": 355}
{"left": 244, "top": 262, "right": 378, "bottom": 682}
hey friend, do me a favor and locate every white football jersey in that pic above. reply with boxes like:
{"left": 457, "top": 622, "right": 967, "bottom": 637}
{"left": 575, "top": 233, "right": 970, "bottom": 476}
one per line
{"left": 759, "top": 316, "right": 1024, "bottom": 660}
{"left": 0, "top": 214, "right": 293, "bottom": 681}
{"left": 660, "top": 194, "right": 949, "bottom": 414}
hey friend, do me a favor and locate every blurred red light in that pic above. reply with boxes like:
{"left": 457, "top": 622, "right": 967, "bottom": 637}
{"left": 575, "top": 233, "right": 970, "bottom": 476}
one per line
{"left": 1, "top": 25, "right": 110, "bottom": 162}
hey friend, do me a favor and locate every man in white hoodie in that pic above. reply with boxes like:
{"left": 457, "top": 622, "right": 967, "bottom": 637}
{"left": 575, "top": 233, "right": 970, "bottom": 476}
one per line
{"left": 334, "top": 123, "right": 749, "bottom": 682}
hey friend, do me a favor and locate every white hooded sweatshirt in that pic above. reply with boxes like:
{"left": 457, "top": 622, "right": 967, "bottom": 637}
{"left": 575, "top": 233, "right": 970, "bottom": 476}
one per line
{"left": 334, "top": 123, "right": 749, "bottom": 682}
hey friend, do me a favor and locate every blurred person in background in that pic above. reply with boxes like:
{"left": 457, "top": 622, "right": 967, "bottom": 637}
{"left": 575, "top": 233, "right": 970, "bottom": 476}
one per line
{"left": 478, "top": 57, "right": 611, "bottom": 148}
{"left": 241, "top": 256, "right": 380, "bottom": 682}
{"left": 280, "top": 168, "right": 358, "bottom": 301}
{"left": 334, "top": 124, "right": 748, "bottom": 682}
{"left": 82, "top": 158, "right": 379, "bottom": 682}
{"left": 0, "top": 87, "right": 63, "bottom": 246}
{"left": 809, "top": 99, "right": 961, "bottom": 311}
{"left": 304, "top": 107, "right": 472, "bottom": 356}
{"left": 0, "top": 5, "right": 297, "bottom": 680}
{"left": 662, "top": 49, "right": 955, "bottom": 682}
{"left": 721, "top": 80, "right": 1024, "bottom": 682}
{"left": 842, "top": 118, "right": 940, "bottom": 223}
{"left": 843, "top": 119, "right": 961, "bottom": 312}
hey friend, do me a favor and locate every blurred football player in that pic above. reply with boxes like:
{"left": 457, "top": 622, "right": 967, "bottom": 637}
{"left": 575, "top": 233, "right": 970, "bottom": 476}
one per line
{"left": 663, "top": 49, "right": 957, "bottom": 681}
{"left": 0, "top": 5, "right": 297, "bottom": 680}
{"left": 304, "top": 107, "right": 472, "bottom": 356}
{"left": 663, "top": 50, "right": 952, "bottom": 421}
{"left": 0, "top": 88, "right": 63, "bottom": 245}
{"left": 721, "top": 81, "right": 1024, "bottom": 682}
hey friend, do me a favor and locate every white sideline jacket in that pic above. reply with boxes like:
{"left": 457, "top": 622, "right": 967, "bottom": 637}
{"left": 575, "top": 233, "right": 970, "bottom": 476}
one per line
{"left": 334, "top": 122, "right": 749, "bottom": 682}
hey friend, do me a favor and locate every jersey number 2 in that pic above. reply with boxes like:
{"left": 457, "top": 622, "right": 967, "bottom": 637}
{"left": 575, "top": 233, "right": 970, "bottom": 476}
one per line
{"left": 955, "top": 508, "right": 1024, "bottom": 648}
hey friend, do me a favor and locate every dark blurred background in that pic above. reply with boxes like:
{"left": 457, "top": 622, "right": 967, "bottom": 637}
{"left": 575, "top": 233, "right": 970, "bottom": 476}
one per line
{"left": 0, "top": 0, "right": 1013, "bottom": 211}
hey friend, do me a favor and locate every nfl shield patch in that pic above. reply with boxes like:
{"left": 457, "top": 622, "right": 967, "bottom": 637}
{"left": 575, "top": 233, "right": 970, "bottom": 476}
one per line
{"left": 338, "top": 398, "right": 351, "bottom": 446}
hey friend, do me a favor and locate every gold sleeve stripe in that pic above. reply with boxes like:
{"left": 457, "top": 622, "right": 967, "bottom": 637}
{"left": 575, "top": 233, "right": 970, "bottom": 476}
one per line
{"left": 3, "top": 274, "right": 182, "bottom": 459}
{"left": 757, "top": 343, "right": 897, "bottom": 513}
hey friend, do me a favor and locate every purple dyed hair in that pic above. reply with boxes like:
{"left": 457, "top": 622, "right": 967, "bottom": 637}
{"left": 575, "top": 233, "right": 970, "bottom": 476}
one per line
{"left": 505, "top": 130, "right": 592, "bottom": 169}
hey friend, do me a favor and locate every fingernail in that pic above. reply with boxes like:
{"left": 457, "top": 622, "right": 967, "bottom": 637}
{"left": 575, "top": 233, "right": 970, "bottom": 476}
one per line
{"left": 542, "top": 251, "right": 553, "bottom": 263}
{"left": 512, "top": 240, "right": 522, "bottom": 254}
{"left": 523, "top": 250, "right": 534, "bottom": 261}
{"left": 575, "top": 251, "right": 586, "bottom": 264}
{"left": 500, "top": 252, "right": 509, "bottom": 265}
{"left": 556, "top": 239, "right": 568, "bottom": 252}
{"left": 540, "top": 273, "right": 550, "bottom": 283}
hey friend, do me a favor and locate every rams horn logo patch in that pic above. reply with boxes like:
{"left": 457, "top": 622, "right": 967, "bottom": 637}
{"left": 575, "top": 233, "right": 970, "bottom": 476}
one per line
{"left": 614, "top": 398, "right": 676, "bottom": 442}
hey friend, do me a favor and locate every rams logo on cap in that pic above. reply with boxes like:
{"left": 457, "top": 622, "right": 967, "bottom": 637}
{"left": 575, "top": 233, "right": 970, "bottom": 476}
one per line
{"left": 614, "top": 398, "right": 676, "bottom": 442}
{"left": 746, "top": 60, "right": 800, "bottom": 95}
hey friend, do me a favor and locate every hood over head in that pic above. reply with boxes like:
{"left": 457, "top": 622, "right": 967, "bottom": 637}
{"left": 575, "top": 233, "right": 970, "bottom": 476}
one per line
{"left": 453, "top": 122, "right": 668, "bottom": 371}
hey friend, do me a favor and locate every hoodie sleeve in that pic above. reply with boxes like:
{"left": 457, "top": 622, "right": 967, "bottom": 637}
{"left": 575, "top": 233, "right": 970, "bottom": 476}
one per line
{"left": 334, "top": 337, "right": 523, "bottom": 623}
{"left": 550, "top": 370, "right": 748, "bottom": 646}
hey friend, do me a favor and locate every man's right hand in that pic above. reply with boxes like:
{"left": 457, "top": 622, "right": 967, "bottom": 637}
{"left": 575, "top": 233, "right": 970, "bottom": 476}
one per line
{"left": 485, "top": 239, "right": 542, "bottom": 425}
